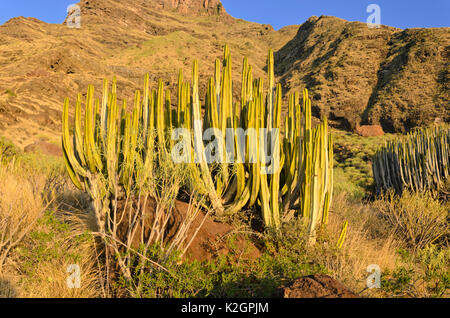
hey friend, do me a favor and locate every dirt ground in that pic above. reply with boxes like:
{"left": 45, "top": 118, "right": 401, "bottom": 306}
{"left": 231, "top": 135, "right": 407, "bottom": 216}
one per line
{"left": 283, "top": 274, "right": 359, "bottom": 298}
{"left": 113, "top": 196, "right": 261, "bottom": 263}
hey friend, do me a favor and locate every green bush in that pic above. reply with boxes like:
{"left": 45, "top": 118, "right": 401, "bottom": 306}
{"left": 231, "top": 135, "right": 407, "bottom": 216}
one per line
{"left": 117, "top": 222, "right": 327, "bottom": 298}
{"left": 0, "top": 136, "right": 21, "bottom": 163}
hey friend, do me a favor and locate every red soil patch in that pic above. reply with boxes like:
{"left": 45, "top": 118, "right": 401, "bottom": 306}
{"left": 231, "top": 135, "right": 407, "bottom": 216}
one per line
{"left": 24, "top": 140, "right": 63, "bottom": 157}
{"left": 114, "top": 197, "right": 261, "bottom": 263}
{"left": 283, "top": 274, "right": 359, "bottom": 298}
{"left": 355, "top": 125, "right": 384, "bottom": 137}
{"left": 176, "top": 200, "right": 261, "bottom": 262}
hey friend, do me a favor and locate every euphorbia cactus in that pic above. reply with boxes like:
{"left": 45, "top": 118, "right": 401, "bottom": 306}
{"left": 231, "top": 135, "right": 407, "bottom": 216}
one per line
{"left": 62, "top": 45, "right": 336, "bottom": 240}
{"left": 373, "top": 125, "right": 449, "bottom": 194}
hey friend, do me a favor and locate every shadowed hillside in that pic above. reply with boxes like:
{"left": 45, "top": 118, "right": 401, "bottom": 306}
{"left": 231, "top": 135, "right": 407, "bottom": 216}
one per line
{"left": 275, "top": 16, "right": 449, "bottom": 132}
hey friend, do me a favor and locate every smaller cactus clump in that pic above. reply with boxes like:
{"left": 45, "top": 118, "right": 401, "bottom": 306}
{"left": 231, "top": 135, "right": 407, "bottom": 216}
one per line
{"left": 62, "top": 75, "right": 174, "bottom": 234}
{"left": 372, "top": 125, "right": 450, "bottom": 194}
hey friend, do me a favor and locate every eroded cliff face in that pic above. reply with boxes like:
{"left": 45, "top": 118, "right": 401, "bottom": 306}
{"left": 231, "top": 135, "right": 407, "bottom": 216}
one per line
{"left": 78, "top": 0, "right": 227, "bottom": 18}
{"left": 162, "top": 0, "right": 226, "bottom": 15}
{"left": 67, "top": 0, "right": 231, "bottom": 33}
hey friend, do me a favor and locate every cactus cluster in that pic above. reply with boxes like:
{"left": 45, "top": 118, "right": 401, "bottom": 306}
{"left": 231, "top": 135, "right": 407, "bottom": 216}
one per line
{"left": 62, "top": 73, "right": 172, "bottom": 232}
{"left": 372, "top": 125, "right": 450, "bottom": 194}
{"left": 62, "top": 46, "right": 335, "bottom": 239}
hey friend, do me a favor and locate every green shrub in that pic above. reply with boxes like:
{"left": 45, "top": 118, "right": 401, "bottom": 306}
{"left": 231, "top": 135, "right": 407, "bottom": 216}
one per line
{"left": 117, "top": 222, "right": 326, "bottom": 298}
{"left": 417, "top": 245, "right": 450, "bottom": 297}
{"left": 0, "top": 136, "right": 21, "bottom": 163}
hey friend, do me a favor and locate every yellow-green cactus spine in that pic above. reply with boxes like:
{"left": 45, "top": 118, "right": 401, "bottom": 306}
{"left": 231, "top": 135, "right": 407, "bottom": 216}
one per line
{"left": 337, "top": 221, "right": 348, "bottom": 249}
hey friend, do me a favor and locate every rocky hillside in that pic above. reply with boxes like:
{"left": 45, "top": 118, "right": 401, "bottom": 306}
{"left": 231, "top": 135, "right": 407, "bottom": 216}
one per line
{"left": 0, "top": 0, "right": 448, "bottom": 147}
{"left": 276, "top": 16, "right": 449, "bottom": 132}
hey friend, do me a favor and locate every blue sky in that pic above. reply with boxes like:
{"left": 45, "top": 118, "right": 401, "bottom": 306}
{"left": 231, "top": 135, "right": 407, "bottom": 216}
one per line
{"left": 222, "top": 0, "right": 449, "bottom": 30}
{"left": 0, "top": 0, "right": 448, "bottom": 29}
{"left": 0, "top": 1, "right": 76, "bottom": 25}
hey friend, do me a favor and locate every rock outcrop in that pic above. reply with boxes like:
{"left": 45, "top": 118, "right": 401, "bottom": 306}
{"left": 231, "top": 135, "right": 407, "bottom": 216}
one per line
{"left": 283, "top": 274, "right": 359, "bottom": 298}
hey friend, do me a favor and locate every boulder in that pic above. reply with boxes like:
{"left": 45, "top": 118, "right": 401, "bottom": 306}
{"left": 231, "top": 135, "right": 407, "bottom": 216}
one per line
{"left": 283, "top": 274, "right": 359, "bottom": 298}
{"left": 355, "top": 124, "right": 384, "bottom": 137}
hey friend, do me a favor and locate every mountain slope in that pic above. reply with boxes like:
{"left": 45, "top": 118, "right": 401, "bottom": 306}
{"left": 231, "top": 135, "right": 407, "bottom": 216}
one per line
{"left": 0, "top": 0, "right": 448, "bottom": 147}
{"left": 275, "top": 16, "right": 449, "bottom": 132}
{"left": 0, "top": 0, "right": 297, "bottom": 147}
{"left": 365, "top": 28, "right": 449, "bottom": 131}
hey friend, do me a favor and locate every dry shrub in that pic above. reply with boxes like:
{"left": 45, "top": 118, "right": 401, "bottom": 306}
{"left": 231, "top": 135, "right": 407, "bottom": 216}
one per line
{"left": 0, "top": 162, "right": 47, "bottom": 270}
{"left": 0, "top": 159, "right": 101, "bottom": 298}
{"left": 83, "top": 148, "right": 208, "bottom": 297}
{"left": 373, "top": 191, "right": 449, "bottom": 250}
{"left": 315, "top": 191, "right": 449, "bottom": 297}
{"left": 312, "top": 192, "right": 402, "bottom": 296}
{"left": 0, "top": 211, "right": 102, "bottom": 298}
{"left": 14, "top": 214, "right": 101, "bottom": 298}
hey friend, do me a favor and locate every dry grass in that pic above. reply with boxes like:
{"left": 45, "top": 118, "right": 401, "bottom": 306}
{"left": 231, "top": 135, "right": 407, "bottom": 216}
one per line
{"left": 0, "top": 161, "right": 46, "bottom": 271}
{"left": 313, "top": 191, "right": 449, "bottom": 298}
{"left": 373, "top": 191, "right": 449, "bottom": 250}
{"left": 0, "top": 156, "right": 101, "bottom": 298}
{"left": 2, "top": 219, "right": 102, "bottom": 298}
{"left": 312, "top": 192, "right": 402, "bottom": 296}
